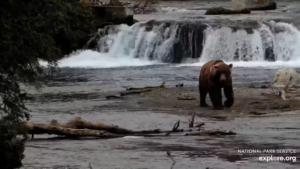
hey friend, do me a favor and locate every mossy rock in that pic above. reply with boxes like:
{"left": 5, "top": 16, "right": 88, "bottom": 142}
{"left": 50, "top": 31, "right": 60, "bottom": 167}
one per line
{"left": 205, "top": 7, "right": 251, "bottom": 15}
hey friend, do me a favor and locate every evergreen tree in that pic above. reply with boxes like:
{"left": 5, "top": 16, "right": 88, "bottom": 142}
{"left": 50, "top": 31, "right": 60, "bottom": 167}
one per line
{"left": 0, "top": 0, "right": 98, "bottom": 168}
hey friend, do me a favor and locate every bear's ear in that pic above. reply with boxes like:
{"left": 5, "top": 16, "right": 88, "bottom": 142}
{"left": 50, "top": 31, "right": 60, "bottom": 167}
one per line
{"left": 213, "top": 65, "right": 219, "bottom": 70}
{"left": 228, "top": 64, "right": 233, "bottom": 68}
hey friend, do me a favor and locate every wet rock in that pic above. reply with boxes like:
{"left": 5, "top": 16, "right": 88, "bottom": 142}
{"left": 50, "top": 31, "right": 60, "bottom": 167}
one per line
{"left": 105, "top": 95, "right": 123, "bottom": 100}
{"left": 205, "top": 7, "right": 251, "bottom": 15}
{"left": 175, "top": 83, "right": 184, "bottom": 88}
{"left": 249, "top": 111, "right": 266, "bottom": 115}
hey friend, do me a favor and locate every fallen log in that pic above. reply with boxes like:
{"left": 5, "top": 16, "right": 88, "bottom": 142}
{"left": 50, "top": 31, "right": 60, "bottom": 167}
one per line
{"left": 24, "top": 117, "right": 134, "bottom": 135}
{"left": 185, "top": 130, "right": 236, "bottom": 136}
{"left": 120, "top": 89, "right": 152, "bottom": 96}
{"left": 22, "top": 117, "right": 236, "bottom": 139}
{"left": 205, "top": 7, "right": 251, "bottom": 15}
{"left": 133, "top": 121, "right": 184, "bottom": 136}
{"left": 58, "top": 117, "right": 133, "bottom": 134}
{"left": 23, "top": 122, "right": 122, "bottom": 139}
{"left": 125, "top": 82, "right": 165, "bottom": 90}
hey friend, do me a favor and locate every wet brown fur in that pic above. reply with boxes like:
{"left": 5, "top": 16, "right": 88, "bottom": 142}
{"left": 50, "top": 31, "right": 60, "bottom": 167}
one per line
{"left": 199, "top": 60, "right": 234, "bottom": 109}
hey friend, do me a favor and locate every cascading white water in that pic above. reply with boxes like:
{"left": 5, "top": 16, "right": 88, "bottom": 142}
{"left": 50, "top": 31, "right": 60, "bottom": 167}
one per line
{"left": 200, "top": 26, "right": 266, "bottom": 62}
{"left": 98, "top": 22, "right": 178, "bottom": 62}
{"left": 200, "top": 21, "right": 300, "bottom": 62}
{"left": 269, "top": 21, "right": 300, "bottom": 61}
{"left": 39, "top": 20, "right": 300, "bottom": 69}
{"left": 191, "top": 21, "right": 300, "bottom": 68}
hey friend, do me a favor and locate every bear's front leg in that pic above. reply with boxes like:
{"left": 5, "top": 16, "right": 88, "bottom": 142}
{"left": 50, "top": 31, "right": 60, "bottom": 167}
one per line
{"left": 199, "top": 83, "right": 209, "bottom": 107}
{"left": 223, "top": 86, "right": 234, "bottom": 108}
{"left": 209, "top": 86, "right": 223, "bottom": 110}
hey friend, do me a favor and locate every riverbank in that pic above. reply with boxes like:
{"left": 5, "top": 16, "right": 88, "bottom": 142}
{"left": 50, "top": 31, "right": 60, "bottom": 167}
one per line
{"left": 23, "top": 80, "right": 300, "bottom": 168}
{"left": 103, "top": 83, "right": 300, "bottom": 119}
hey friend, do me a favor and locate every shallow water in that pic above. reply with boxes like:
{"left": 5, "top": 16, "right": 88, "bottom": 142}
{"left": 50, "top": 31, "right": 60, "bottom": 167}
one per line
{"left": 23, "top": 65, "right": 300, "bottom": 169}
{"left": 136, "top": 0, "right": 300, "bottom": 27}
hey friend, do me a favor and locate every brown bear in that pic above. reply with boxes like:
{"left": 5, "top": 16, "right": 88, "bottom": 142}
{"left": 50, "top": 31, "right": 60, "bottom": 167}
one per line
{"left": 199, "top": 60, "right": 234, "bottom": 110}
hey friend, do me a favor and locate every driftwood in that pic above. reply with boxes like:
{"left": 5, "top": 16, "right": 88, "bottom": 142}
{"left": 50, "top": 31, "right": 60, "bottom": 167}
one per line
{"left": 177, "top": 95, "right": 196, "bottom": 100}
{"left": 125, "top": 82, "right": 165, "bottom": 90}
{"left": 185, "top": 130, "right": 236, "bottom": 136}
{"left": 22, "top": 117, "right": 235, "bottom": 139}
{"left": 165, "top": 120, "right": 182, "bottom": 136}
{"left": 23, "top": 122, "right": 121, "bottom": 139}
{"left": 205, "top": 7, "right": 251, "bottom": 15}
{"left": 120, "top": 89, "right": 152, "bottom": 96}
{"left": 24, "top": 117, "right": 133, "bottom": 136}
{"left": 105, "top": 82, "right": 166, "bottom": 98}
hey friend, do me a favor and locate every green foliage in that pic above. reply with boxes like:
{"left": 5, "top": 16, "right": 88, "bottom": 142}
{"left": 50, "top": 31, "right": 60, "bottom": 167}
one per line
{"left": 0, "top": 0, "right": 98, "bottom": 168}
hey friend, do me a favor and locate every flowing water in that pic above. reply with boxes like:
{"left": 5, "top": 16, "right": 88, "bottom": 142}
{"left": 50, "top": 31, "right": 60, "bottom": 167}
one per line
{"left": 25, "top": 0, "right": 300, "bottom": 168}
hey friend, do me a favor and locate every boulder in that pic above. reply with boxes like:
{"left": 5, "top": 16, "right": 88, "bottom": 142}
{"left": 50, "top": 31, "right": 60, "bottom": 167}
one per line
{"left": 205, "top": 7, "right": 251, "bottom": 15}
{"left": 248, "top": 2, "right": 277, "bottom": 11}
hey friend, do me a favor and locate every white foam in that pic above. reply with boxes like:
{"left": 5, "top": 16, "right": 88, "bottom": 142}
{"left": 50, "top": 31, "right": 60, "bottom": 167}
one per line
{"left": 39, "top": 21, "right": 300, "bottom": 69}
{"left": 123, "top": 136, "right": 142, "bottom": 139}
{"left": 175, "top": 60, "right": 300, "bottom": 69}
{"left": 161, "top": 7, "right": 189, "bottom": 13}
{"left": 40, "top": 50, "right": 160, "bottom": 68}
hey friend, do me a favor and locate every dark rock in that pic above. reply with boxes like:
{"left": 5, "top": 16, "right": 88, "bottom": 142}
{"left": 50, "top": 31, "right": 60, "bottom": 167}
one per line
{"left": 249, "top": 2, "right": 277, "bottom": 11}
{"left": 205, "top": 7, "right": 251, "bottom": 15}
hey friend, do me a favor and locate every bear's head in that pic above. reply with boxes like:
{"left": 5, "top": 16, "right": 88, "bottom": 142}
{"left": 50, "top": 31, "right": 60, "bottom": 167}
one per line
{"left": 212, "top": 62, "right": 234, "bottom": 108}
{"left": 213, "top": 63, "right": 233, "bottom": 87}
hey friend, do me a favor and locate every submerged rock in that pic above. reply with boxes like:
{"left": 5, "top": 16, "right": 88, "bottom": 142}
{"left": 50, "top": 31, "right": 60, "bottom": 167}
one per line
{"left": 205, "top": 7, "right": 251, "bottom": 15}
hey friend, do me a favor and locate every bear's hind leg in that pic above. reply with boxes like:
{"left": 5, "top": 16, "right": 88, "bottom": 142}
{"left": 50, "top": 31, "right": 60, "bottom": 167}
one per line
{"left": 199, "top": 84, "right": 209, "bottom": 107}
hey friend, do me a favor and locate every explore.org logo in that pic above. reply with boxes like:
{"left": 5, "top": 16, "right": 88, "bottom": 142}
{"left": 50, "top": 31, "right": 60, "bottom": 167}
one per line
{"left": 259, "top": 155, "right": 297, "bottom": 162}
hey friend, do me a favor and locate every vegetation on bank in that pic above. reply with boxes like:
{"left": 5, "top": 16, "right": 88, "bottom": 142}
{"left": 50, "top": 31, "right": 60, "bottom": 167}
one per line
{"left": 81, "top": 0, "right": 161, "bottom": 14}
{"left": 0, "top": 0, "right": 99, "bottom": 168}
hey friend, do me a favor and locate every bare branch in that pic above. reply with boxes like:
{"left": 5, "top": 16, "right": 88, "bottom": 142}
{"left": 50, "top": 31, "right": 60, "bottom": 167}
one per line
{"left": 89, "top": 163, "right": 93, "bottom": 169}
{"left": 195, "top": 122, "right": 205, "bottom": 129}
{"left": 189, "top": 112, "right": 195, "bottom": 128}
{"left": 166, "top": 151, "right": 176, "bottom": 169}
{"left": 165, "top": 120, "right": 181, "bottom": 136}
{"left": 172, "top": 120, "right": 180, "bottom": 132}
